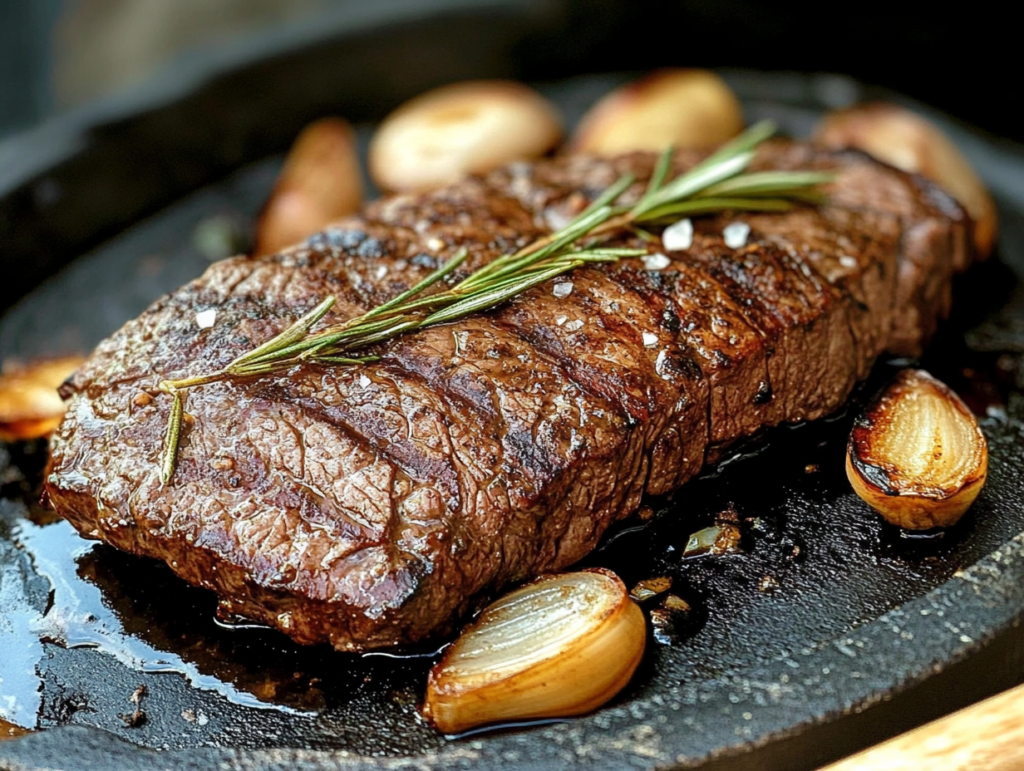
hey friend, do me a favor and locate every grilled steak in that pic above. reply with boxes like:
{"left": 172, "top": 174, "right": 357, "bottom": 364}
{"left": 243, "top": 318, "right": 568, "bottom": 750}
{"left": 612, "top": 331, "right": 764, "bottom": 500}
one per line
{"left": 45, "top": 142, "right": 970, "bottom": 651}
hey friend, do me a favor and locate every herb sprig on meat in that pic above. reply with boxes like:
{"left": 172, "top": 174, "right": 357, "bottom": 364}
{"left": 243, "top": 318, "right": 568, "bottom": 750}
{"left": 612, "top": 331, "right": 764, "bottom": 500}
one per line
{"left": 158, "top": 120, "right": 831, "bottom": 484}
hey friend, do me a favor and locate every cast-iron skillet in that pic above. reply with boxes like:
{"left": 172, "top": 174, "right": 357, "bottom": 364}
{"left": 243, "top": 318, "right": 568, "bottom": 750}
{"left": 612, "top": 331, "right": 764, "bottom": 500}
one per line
{"left": 3, "top": 4, "right": 1024, "bottom": 770}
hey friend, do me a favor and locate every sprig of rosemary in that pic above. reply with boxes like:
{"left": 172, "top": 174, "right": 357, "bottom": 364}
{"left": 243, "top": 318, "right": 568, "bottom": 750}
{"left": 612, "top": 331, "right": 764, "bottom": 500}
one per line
{"left": 157, "top": 120, "right": 832, "bottom": 484}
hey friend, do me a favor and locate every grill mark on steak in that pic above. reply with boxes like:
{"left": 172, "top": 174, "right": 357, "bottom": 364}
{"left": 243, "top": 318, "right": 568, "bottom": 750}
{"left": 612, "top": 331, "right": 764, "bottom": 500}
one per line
{"left": 298, "top": 314, "right": 650, "bottom": 638}
{"left": 605, "top": 261, "right": 773, "bottom": 456}
{"left": 743, "top": 206, "right": 903, "bottom": 381}
{"left": 45, "top": 142, "right": 973, "bottom": 651}
{"left": 496, "top": 271, "right": 669, "bottom": 422}
{"left": 389, "top": 319, "right": 629, "bottom": 495}
{"left": 574, "top": 263, "right": 720, "bottom": 491}
{"left": 386, "top": 318, "right": 650, "bottom": 576}
{"left": 682, "top": 222, "right": 856, "bottom": 425}
{"left": 752, "top": 142, "right": 967, "bottom": 354}
{"left": 490, "top": 265, "right": 709, "bottom": 494}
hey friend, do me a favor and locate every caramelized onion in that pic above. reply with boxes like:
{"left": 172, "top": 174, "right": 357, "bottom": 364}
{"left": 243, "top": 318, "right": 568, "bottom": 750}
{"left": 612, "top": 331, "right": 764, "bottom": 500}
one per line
{"left": 0, "top": 356, "right": 84, "bottom": 441}
{"left": 423, "top": 569, "right": 645, "bottom": 734}
{"left": 0, "top": 718, "right": 32, "bottom": 741}
{"left": 254, "top": 117, "right": 363, "bottom": 257}
{"left": 846, "top": 369, "right": 988, "bottom": 529}
{"left": 369, "top": 80, "right": 562, "bottom": 193}
{"left": 569, "top": 69, "right": 743, "bottom": 156}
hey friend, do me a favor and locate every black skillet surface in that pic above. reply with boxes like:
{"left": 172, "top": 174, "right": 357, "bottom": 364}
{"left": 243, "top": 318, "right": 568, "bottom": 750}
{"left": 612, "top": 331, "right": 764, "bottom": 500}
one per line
{"left": 4, "top": 7, "right": 1024, "bottom": 771}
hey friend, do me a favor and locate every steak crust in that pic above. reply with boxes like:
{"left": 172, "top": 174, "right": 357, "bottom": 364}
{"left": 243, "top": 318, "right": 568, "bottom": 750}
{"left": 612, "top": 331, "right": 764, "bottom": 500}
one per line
{"left": 45, "top": 143, "right": 970, "bottom": 651}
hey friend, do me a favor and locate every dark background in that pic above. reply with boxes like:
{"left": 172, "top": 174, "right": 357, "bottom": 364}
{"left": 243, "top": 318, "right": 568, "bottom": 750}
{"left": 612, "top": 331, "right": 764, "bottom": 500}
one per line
{"left": 0, "top": 0, "right": 1010, "bottom": 143}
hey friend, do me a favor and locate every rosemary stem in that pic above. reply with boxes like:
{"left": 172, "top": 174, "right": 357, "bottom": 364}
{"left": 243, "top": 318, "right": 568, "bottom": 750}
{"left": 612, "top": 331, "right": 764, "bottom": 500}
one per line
{"left": 160, "top": 372, "right": 229, "bottom": 391}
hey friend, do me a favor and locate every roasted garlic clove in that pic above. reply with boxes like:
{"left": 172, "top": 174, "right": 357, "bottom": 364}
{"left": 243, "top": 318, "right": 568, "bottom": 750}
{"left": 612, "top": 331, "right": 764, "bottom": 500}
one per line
{"left": 0, "top": 356, "right": 84, "bottom": 441}
{"left": 369, "top": 80, "right": 562, "bottom": 193}
{"left": 846, "top": 369, "right": 988, "bottom": 530}
{"left": 254, "top": 117, "right": 363, "bottom": 257}
{"left": 814, "top": 102, "right": 997, "bottom": 260}
{"left": 423, "top": 569, "right": 645, "bottom": 734}
{"left": 569, "top": 69, "right": 744, "bottom": 156}
{"left": 682, "top": 521, "right": 743, "bottom": 558}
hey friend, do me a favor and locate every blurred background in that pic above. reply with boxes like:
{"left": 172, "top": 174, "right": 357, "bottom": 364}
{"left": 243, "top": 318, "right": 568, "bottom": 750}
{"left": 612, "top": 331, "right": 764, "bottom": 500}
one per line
{"left": 0, "top": 0, "right": 1010, "bottom": 142}
{"left": 0, "top": 0, "right": 1010, "bottom": 320}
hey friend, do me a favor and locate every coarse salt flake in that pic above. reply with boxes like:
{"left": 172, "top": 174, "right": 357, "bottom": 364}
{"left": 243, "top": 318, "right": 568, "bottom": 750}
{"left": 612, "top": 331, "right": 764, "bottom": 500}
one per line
{"left": 662, "top": 218, "right": 694, "bottom": 251}
{"left": 839, "top": 254, "right": 858, "bottom": 269}
{"left": 723, "top": 222, "right": 750, "bottom": 249}
{"left": 374, "top": 264, "right": 388, "bottom": 280}
{"left": 544, "top": 208, "right": 573, "bottom": 231}
{"left": 655, "top": 349, "right": 669, "bottom": 378}
{"left": 642, "top": 253, "right": 671, "bottom": 271}
{"left": 195, "top": 309, "right": 217, "bottom": 329}
{"left": 555, "top": 315, "right": 568, "bottom": 326}
{"left": 642, "top": 331, "right": 659, "bottom": 348}
{"left": 564, "top": 319, "right": 584, "bottom": 332}
{"left": 553, "top": 281, "right": 573, "bottom": 298}
{"left": 359, "top": 374, "right": 372, "bottom": 388}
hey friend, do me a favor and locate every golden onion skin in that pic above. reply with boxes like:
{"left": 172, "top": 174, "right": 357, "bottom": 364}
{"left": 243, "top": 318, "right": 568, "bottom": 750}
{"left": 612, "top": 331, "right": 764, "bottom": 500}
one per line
{"left": 0, "top": 356, "right": 85, "bottom": 441}
{"left": 422, "top": 569, "right": 645, "bottom": 735}
{"left": 846, "top": 369, "right": 988, "bottom": 530}
{"left": 568, "top": 68, "right": 744, "bottom": 156}
{"left": 369, "top": 80, "right": 562, "bottom": 193}
{"left": 254, "top": 117, "right": 363, "bottom": 257}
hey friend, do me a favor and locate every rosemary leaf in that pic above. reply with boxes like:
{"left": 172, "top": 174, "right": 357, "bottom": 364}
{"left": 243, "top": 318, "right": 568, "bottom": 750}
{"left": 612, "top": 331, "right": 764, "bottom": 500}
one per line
{"left": 359, "top": 247, "right": 468, "bottom": 322}
{"left": 638, "top": 197, "right": 797, "bottom": 222}
{"left": 646, "top": 147, "right": 674, "bottom": 198}
{"left": 630, "top": 226, "right": 659, "bottom": 243}
{"left": 229, "top": 296, "right": 336, "bottom": 369}
{"left": 462, "top": 206, "right": 612, "bottom": 290}
{"left": 631, "top": 152, "right": 751, "bottom": 219}
{"left": 570, "top": 252, "right": 639, "bottom": 263}
{"left": 697, "top": 170, "right": 835, "bottom": 199}
{"left": 581, "top": 174, "right": 636, "bottom": 217}
{"left": 701, "top": 120, "right": 776, "bottom": 165}
{"left": 351, "top": 319, "right": 423, "bottom": 346}
{"left": 243, "top": 315, "right": 404, "bottom": 365}
{"left": 580, "top": 247, "right": 650, "bottom": 257}
{"left": 315, "top": 355, "right": 381, "bottom": 365}
{"left": 160, "top": 389, "right": 184, "bottom": 486}
{"left": 421, "top": 262, "right": 575, "bottom": 326}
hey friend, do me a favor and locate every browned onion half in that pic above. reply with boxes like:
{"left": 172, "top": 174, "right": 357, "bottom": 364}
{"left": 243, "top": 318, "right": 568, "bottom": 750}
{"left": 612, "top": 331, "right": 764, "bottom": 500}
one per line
{"left": 0, "top": 356, "right": 85, "bottom": 441}
{"left": 254, "top": 117, "right": 363, "bottom": 257}
{"left": 846, "top": 369, "right": 988, "bottom": 530}
{"left": 422, "top": 569, "right": 646, "bottom": 735}
{"left": 568, "top": 68, "right": 744, "bottom": 156}
{"left": 369, "top": 80, "right": 562, "bottom": 193}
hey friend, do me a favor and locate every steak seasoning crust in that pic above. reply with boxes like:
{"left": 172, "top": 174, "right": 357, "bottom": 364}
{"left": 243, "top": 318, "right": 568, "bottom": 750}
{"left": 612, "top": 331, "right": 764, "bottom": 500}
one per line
{"left": 46, "top": 142, "right": 971, "bottom": 651}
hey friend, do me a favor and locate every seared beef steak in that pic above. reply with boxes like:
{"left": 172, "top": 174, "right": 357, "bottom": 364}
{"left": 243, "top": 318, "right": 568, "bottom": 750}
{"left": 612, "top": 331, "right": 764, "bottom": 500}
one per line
{"left": 45, "top": 143, "right": 969, "bottom": 651}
